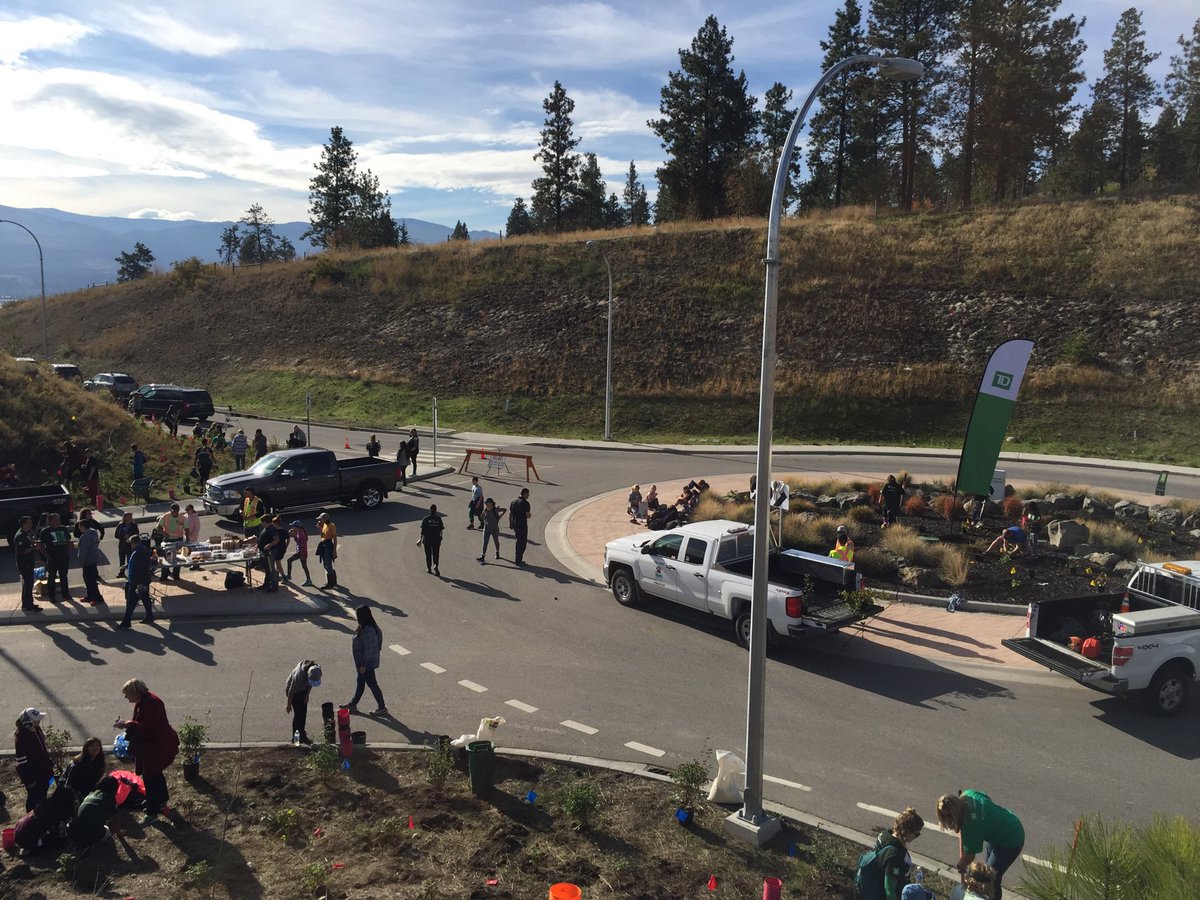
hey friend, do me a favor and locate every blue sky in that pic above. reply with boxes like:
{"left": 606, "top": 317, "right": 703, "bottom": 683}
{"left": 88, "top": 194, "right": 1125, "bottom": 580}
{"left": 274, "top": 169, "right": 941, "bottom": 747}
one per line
{"left": 1, "top": 1, "right": 1195, "bottom": 233}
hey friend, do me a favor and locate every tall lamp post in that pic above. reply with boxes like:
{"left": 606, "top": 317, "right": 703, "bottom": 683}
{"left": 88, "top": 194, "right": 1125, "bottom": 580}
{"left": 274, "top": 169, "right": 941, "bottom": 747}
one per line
{"left": 726, "top": 54, "right": 924, "bottom": 848}
{"left": 585, "top": 240, "right": 615, "bottom": 441}
{"left": 0, "top": 219, "right": 48, "bottom": 360}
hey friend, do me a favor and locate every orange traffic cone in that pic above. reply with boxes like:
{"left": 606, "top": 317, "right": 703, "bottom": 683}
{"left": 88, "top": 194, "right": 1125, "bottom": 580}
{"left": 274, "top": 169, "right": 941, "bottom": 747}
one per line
{"left": 1119, "top": 593, "right": 1130, "bottom": 613}
{"left": 344, "top": 437, "right": 351, "bottom": 449}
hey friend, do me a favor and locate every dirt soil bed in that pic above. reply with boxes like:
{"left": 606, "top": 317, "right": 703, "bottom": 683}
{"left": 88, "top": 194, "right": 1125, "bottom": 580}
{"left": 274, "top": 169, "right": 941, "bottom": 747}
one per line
{"left": 0, "top": 747, "right": 955, "bottom": 899}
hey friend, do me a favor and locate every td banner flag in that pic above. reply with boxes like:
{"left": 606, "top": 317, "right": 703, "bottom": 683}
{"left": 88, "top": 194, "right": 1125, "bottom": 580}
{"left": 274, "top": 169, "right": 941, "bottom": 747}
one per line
{"left": 955, "top": 339, "right": 1035, "bottom": 497}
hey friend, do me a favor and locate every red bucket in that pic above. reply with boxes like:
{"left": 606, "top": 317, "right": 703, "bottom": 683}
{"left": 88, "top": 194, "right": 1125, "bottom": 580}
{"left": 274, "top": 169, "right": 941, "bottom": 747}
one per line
{"left": 1, "top": 826, "right": 15, "bottom": 852}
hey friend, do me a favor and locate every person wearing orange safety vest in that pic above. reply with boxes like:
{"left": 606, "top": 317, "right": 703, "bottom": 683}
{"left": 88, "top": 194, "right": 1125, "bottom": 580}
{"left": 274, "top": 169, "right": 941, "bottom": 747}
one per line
{"left": 829, "top": 525, "right": 855, "bottom": 562}
{"left": 242, "top": 487, "right": 265, "bottom": 538}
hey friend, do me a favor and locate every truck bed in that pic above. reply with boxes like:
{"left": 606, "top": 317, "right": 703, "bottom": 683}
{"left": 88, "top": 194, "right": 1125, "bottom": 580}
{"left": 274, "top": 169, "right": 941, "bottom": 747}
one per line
{"left": 722, "top": 551, "right": 873, "bottom": 629}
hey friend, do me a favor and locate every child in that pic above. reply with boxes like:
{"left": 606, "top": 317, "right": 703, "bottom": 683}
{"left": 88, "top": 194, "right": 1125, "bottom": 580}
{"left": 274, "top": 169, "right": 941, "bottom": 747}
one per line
{"left": 286, "top": 520, "right": 312, "bottom": 586}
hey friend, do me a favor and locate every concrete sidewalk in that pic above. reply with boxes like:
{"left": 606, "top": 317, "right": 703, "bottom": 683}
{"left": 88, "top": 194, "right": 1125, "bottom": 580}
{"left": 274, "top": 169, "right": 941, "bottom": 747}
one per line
{"left": 559, "top": 471, "right": 1041, "bottom": 671}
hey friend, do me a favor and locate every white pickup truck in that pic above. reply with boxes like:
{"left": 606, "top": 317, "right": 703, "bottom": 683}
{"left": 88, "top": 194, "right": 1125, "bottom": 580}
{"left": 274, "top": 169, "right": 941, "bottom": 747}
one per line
{"left": 602, "top": 519, "right": 879, "bottom": 648}
{"left": 1004, "top": 559, "right": 1200, "bottom": 716}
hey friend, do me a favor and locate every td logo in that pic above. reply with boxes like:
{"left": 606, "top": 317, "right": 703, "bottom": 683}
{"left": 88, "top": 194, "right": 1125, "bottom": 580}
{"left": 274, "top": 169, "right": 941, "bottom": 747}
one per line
{"left": 992, "top": 370, "right": 1014, "bottom": 390}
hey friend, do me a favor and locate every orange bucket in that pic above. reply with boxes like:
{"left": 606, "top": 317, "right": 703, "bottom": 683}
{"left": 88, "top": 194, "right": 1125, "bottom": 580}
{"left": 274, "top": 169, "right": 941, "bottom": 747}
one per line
{"left": 1068, "top": 636, "right": 1083, "bottom": 653}
{"left": 549, "top": 884, "right": 582, "bottom": 900}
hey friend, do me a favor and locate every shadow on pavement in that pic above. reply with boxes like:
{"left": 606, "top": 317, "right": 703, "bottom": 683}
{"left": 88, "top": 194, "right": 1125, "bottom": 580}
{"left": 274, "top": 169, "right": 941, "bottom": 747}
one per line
{"left": 1088, "top": 696, "right": 1200, "bottom": 760}
{"left": 444, "top": 576, "right": 519, "bottom": 602}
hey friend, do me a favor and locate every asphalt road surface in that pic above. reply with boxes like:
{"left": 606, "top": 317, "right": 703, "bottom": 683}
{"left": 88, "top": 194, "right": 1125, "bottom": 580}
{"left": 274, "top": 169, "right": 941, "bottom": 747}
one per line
{"left": 2, "top": 421, "right": 1198, "bottom": 878}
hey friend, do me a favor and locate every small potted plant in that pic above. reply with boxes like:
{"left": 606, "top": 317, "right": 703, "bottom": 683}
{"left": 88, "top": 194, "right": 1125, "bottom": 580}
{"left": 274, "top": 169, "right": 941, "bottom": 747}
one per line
{"left": 178, "top": 715, "right": 210, "bottom": 781}
{"left": 670, "top": 758, "right": 709, "bottom": 827}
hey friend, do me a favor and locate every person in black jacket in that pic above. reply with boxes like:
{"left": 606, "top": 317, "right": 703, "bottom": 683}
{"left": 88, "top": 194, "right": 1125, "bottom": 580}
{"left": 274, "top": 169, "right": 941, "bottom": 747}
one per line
{"left": 115, "top": 512, "right": 140, "bottom": 578}
{"left": 419, "top": 504, "right": 444, "bottom": 575}
{"left": 38, "top": 513, "right": 74, "bottom": 602}
{"left": 193, "top": 438, "right": 215, "bottom": 486}
{"left": 880, "top": 474, "right": 905, "bottom": 528}
{"left": 14, "top": 707, "right": 53, "bottom": 811}
{"left": 63, "top": 737, "right": 107, "bottom": 798}
{"left": 119, "top": 535, "right": 155, "bottom": 629}
{"left": 406, "top": 428, "right": 419, "bottom": 477}
{"left": 14, "top": 515, "right": 42, "bottom": 612}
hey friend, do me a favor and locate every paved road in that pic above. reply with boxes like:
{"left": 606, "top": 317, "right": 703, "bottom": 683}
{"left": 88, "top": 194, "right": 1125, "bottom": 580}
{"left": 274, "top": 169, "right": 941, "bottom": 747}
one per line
{"left": 2, "top": 430, "right": 1198, "bottom": 879}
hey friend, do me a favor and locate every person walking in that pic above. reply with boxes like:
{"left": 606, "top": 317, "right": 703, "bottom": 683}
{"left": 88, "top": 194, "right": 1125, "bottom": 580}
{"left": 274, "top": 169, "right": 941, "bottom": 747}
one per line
{"left": 119, "top": 534, "right": 155, "bottom": 628}
{"left": 316, "top": 512, "right": 338, "bottom": 588}
{"left": 340, "top": 606, "right": 387, "bottom": 716}
{"left": 252, "top": 428, "right": 268, "bottom": 461}
{"left": 230, "top": 429, "right": 249, "bottom": 470}
{"left": 880, "top": 475, "right": 904, "bottom": 528}
{"left": 115, "top": 511, "right": 140, "bottom": 578}
{"left": 406, "top": 428, "right": 419, "bottom": 478}
{"left": 131, "top": 444, "right": 146, "bottom": 481}
{"left": 81, "top": 449, "right": 101, "bottom": 507}
{"left": 14, "top": 707, "right": 53, "bottom": 811}
{"left": 193, "top": 438, "right": 215, "bottom": 487}
{"left": 242, "top": 487, "right": 265, "bottom": 537}
{"left": 395, "top": 439, "right": 410, "bottom": 487}
{"left": 937, "top": 790, "right": 1025, "bottom": 900}
{"left": 419, "top": 504, "right": 444, "bottom": 575}
{"left": 477, "top": 498, "right": 504, "bottom": 564}
{"left": 365, "top": 435, "right": 381, "bottom": 458}
{"left": 115, "top": 679, "right": 179, "bottom": 823}
{"left": 38, "top": 512, "right": 74, "bottom": 602}
{"left": 829, "top": 524, "right": 856, "bottom": 562}
{"left": 14, "top": 515, "right": 42, "bottom": 612}
{"left": 284, "top": 660, "right": 322, "bottom": 744}
{"left": 467, "top": 476, "right": 483, "bottom": 529}
{"left": 256, "top": 516, "right": 280, "bottom": 593}
{"left": 78, "top": 519, "right": 105, "bottom": 605}
{"left": 509, "top": 487, "right": 532, "bottom": 565}
{"left": 157, "top": 503, "right": 186, "bottom": 580}
{"left": 286, "top": 520, "right": 313, "bottom": 586}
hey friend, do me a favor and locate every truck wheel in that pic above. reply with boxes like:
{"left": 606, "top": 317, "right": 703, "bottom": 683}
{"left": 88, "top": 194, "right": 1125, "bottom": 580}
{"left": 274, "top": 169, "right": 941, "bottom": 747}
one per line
{"left": 1145, "top": 663, "right": 1191, "bottom": 717}
{"left": 733, "top": 607, "right": 780, "bottom": 651}
{"left": 610, "top": 569, "right": 640, "bottom": 607}
{"left": 358, "top": 483, "right": 384, "bottom": 509}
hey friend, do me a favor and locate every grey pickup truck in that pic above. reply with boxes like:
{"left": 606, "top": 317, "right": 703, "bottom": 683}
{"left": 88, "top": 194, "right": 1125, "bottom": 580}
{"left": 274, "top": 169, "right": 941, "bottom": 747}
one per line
{"left": 1, "top": 484, "right": 74, "bottom": 547}
{"left": 202, "top": 448, "right": 402, "bottom": 519}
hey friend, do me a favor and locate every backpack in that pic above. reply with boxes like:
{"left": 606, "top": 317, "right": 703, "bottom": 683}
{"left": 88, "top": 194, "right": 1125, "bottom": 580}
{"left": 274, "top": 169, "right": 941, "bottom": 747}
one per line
{"left": 854, "top": 833, "right": 903, "bottom": 899}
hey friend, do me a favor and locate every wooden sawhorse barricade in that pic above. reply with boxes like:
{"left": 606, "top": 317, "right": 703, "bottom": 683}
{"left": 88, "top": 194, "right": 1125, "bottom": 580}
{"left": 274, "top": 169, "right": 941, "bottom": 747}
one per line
{"left": 458, "top": 449, "right": 542, "bottom": 482}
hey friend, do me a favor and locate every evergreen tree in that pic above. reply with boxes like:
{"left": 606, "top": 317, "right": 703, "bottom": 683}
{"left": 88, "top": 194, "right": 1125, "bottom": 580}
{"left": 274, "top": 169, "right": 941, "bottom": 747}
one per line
{"left": 723, "top": 146, "right": 775, "bottom": 216}
{"left": 571, "top": 152, "right": 608, "bottom": 230}
{"left": 450, "top": 221, "right": 470, "bottom": 241}
{"left": 304, "top": 126, "right": 360, "bottom": 248}
{"left": 761, "top": 82, "right": 800, "bottom": 206}
{"left": 1050, "top": 97, "right": 1119, "bottom": 194}
{"left": 1165, "top": 18, "right": 1200, "bottom": 184}
{"left": 602, "top": 192, "right": 626, "bottom": 229}
{"left": 1146, "top": 105, "right": 1188, "bottom": 184}
{"left": 237, "top": 203, "right": 295, "bottom": 264}
{"left": 506, "top": 198, "right": 534, "bottom": 236}
{"left": 530, "top": 81, "right": 581, "bottom": 233}
{"left": 398, "top": 220, "right": 411, "bottom": 246}
{"left": 804, "top": 0, "right": 869, "bottom": 207}
{"left": 350, "top": 171, "right": 400, "bottom": 248}
{"left": 943, "top": 0, "right": 1001, "bottom": 207}
{"left": 649, "top": 15, "right": 759, "bottom": 219}
{"left": 217, "top": 224, "right": 240, "bottom": 266}
{"left": 1094, "top": 7, "right": 1160, "bottom": 189}
{"left": 622, "top": 161, "right": 651, "bottom": 226}
{"left": 115, "top": 242, "right": 155, "bottom": 282}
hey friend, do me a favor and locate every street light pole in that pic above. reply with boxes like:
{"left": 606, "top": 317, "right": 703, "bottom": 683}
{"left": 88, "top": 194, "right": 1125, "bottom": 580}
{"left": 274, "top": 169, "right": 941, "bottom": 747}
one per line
{"left": 586, "top": 241, "right": 614, "bottom": 441}
{"left": 0, "top": 219, "right": 48, "bottom": 359}
{"left": 727, "top": 54, "right": 924, "bottom": 848}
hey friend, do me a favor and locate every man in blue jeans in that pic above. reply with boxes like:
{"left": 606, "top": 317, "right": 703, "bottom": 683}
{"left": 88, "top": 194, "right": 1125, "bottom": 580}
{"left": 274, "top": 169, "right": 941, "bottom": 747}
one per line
{"left": 13, "top": 516, "right": 42, "bottom": 612}
{"left": 119, "top": 535, "right": 155, "bottom": 628}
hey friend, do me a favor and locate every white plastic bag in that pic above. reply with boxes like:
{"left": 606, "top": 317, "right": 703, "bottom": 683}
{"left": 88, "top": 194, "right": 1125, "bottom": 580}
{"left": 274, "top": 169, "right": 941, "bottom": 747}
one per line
{"left": 476, "top": 716, "right": 506, "bottom": 745}
{"left": 706, "top": 749, "right": 746, "bottom": 803}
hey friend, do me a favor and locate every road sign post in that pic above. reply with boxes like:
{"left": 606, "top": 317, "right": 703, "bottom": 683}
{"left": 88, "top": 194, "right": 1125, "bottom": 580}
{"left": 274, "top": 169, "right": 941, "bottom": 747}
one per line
{"left": 306, "top": 392, "right": 312, "bottom": 447}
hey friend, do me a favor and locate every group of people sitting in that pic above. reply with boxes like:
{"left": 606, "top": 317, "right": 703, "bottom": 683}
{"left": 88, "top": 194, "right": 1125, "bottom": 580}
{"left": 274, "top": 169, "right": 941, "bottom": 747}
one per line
{"left": 628, "top": 480, "right": 711, "bottom": 531}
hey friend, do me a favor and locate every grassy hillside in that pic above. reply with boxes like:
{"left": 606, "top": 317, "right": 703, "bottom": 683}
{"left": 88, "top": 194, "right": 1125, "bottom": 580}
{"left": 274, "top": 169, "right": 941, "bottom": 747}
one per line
{"left": 2, "top": 196, "right": 1198, "bottom": 463}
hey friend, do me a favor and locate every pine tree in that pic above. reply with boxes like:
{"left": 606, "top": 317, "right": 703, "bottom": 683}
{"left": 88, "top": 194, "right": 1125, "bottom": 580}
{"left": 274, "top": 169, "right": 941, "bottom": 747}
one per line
{"left": 602, "top": 192, "right": 626, "bottom": 229}
{"left": 115, "top": 242, "right": 155, "bottom": 282}
{"left": 398, "top": 220, "right": 411, "bottom": 246}
{"left": 622, "top": 162, "right": 651, "bottom": 226}
{"left": 531, "top": 81, "right": 581, "bottom": 233}
{"left": 450, "top": 221, "right": 470, "bottom": 241}
{"left": 943, "top": 0, "right": 1001, "bottom": 207}
{"left": 1094, "top": 8, "right": 1160, "bottom": 189}
{"left": 237, "top": 203, "right": 295, "bottom": 264}
{"left": 1146, "top": 106, "right": 1188, "bottom": 184}
{"left": 506, "top": 198, "right": 534, "bottom": 237}
{"left": 761, "top": 82, "right": 800, "bottom": 205}
{"left": 571, "top": 153, "right": 608, "bottom": 230}
{"left": 217, "top": 225, "right": 240, "bottom": 267}
{"left": 804, "top": 0, "right": 868, "bottom": 207}
{"left": 304, "top": 126, "right": 360, "bottom": 248}
{"left": 1165, "top": 18, "right": 1200, "bottom": 184}
{"left": 649, "top": 15, "right": 759, "bottom": 219}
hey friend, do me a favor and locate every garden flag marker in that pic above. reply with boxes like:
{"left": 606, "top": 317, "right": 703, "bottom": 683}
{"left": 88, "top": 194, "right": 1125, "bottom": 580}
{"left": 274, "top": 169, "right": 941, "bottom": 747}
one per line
{"left": 955, "top": 339, "right": 1034, "bottom": 498}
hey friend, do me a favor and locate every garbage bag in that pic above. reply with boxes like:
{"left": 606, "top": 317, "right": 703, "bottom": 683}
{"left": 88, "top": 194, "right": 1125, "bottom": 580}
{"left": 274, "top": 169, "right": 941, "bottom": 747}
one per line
{"left": 706, "top": 749, "right": 745, "bottom": 803}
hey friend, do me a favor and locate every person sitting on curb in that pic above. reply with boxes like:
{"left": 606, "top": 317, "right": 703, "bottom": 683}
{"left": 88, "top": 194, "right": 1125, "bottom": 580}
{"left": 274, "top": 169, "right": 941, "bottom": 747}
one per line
{"left": 985, "top": 524, "right": 1029, "bottom": 557}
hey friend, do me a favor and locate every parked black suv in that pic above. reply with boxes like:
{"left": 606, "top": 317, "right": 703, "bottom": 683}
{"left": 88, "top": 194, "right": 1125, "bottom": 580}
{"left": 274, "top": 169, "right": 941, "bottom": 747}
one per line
{"left": 128, "top": 384, "right": 215, "bottom": 422}
{"left": 85, "top": 372, "right": 139, "bottom": 400}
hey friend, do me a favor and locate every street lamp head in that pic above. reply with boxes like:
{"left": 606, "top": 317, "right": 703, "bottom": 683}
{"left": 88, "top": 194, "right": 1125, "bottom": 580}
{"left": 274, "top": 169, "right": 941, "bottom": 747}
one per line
{"left": 876, "top": 57, "right": 924, "bottom": 81}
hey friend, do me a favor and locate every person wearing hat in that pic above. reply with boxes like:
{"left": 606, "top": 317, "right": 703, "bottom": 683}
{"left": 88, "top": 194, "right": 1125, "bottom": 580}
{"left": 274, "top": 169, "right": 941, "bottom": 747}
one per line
{"left": 286, "top": 520, "right": 313, "bottom": 586}
{"left": 230, "top": 428, "right": 249, "bottom": 470}
{"left": 830, "top": 524, "right": 856, "bottom": 562}
{"left": 115, "top": 679, "right": 179, "bottom": 823}
{"left": 284, "top": 660, "right": 322, "bottom": 744}
{"left": 315, "top": 512, "right": 338, "bottom": 589}
{"left": 119, "top": 534, "right": 156, "bottom": 629}
{"left": 14, "top": 707, "right": 53, "bottom": 811}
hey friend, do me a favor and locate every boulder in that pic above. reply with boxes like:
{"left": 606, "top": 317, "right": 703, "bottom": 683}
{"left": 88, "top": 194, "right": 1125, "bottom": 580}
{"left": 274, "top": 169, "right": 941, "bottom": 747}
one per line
{"left": 1087, "top": 551, "right": 1122, "bottom": 571}
{"left": 899, "top": 566, "right": 942, "bottom": 590}
{"left": 1048, "top": 519, "right": 1090, "bottom": 550}
{"left": 1082, "top": 496, "right": 1114, "bottom": 517}
{"left": 1114, "top": 501, "right": 1149, "bottom": 521}
{"left": 1113, "top": 560, "right": 1137, "bottom": 576}
{"left": 794, "top": 489, "right": 818, "bottom": 504}
{"left": 1073, "top": 543, "right": 1097, "bottom": 557}
{"left": 816, "top": 494, "right": 839, "bottom": 509}
{"left": 1191, "top": 529, "right": 1200, "bottom": 541}
{"left": 1047, "top": 493, "right": 1083, "bottom": 511}
{"left": 1150, "top": 505, "right": 1185, "bottom": 528}
{"left": 835, "top": 491, "right": 872, "bottom": 511}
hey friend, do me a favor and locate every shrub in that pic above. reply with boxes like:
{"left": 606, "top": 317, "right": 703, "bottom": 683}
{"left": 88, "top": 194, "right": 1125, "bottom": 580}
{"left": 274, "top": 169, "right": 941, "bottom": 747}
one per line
{"left": 848, "top": 504, "right": 877, "bottom": 523}
{"left": 902, "top": 495, "right": 928, "bottom": 517}
{"left": 1003, "top": 496, "right": 1024, "bottom": 519}
{"left": 867, "top": 483, "right": 882, "bottom": 505}
{"left": 931, "top": 495, "right": 958, "bottom": 520}
{"left": 692, "top": 496, "right": 724, "bottom": 523}
{"left": 854, "top": 548, "right": 898, "bottom": 582}
{"left": 424, "top": 741, "right": 455, "bottom": 795}
{"left": 177, "top": 714, "right": 209, "bottom": 764}
{"left": 882, "top": 525, "right": 924, "bottom": 561}
{"left": 43, "top": 724, "right": 72, "bottom": 775}
{"left": 266, "top": 807, "right": 301, "bottom": 841}
{"left": 670, "top": 758, "right": 709, "bottom": 810}
{"left": 300, "top": 861, "right": 328, "bottom": 894}
{"left": 183, "top": 860, "right": 213, "bottom": 887}
{"left": 171, "top": 256, "right": 213, "bottom": 292}
{"left": 935, "top": 545, "right": 971, "bottom": 586}
{"left": 1085, "top": 520, "right": 1142, "bottom": 559}
{"left": 306, "top": 743, "right": 340, "bottom": 781}
{"left": 559, "top": 777, "right": 603, "bottom": 830}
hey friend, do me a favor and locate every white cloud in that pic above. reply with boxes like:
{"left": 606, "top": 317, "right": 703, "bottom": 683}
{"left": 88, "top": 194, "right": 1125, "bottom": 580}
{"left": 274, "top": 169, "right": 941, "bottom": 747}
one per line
{"left": 128, "top": 207, "right": 199, "bottom": 220}
{"left": 0, "top": 14, "right": 92, "bottom": 65}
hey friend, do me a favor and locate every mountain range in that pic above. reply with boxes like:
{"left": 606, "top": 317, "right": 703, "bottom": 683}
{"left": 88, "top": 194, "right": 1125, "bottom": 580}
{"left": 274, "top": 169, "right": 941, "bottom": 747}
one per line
{"left": 0, "top": 205, "right": 499, "bottom": 299}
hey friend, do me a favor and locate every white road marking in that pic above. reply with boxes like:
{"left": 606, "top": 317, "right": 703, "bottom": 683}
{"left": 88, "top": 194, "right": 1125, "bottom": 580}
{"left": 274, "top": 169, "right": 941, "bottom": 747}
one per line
{"left": 624, "top": 741, "right": 665, "bottom": 758}
{"left": 1022, "top": 854, "right": 1063, "bottom": 871}
{"left": 857, "top": 802, "right": 952, "bottom": 835}
{"left": 420, "top": 662, "right": 446, "bottom": 674}
{"left": 505, "top": 699, "right": 538, "bottom": 713}
{"left": 458, "top": 680, "right": 488, "bottom": 693}
{"left": 561, "top": 720, "right": 599, "bottom": 735}
{"left": 389, "top": 644, "right": 410, "bottom": 656}
{"left": 765, "top": 774, "right": 812, "bottom": 792}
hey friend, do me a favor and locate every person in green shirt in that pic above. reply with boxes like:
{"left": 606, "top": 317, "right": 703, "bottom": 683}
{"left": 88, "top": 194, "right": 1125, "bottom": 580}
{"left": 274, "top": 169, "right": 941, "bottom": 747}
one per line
{"left": 937, "top": 789, "right": 1025, "bottom": 900}
{"left": 69, "top": 776, "right": 120, "bottom": 849}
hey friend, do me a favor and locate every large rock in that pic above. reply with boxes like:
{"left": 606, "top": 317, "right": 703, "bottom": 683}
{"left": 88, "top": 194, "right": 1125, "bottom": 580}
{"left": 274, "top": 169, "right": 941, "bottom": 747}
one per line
{"left": 1150, "top": 505, "right": 1185, "bottom": 528}
{"left": 1087, "top": 551, "right": 1122, "bottom": 571}
{"left": 1083, "top": 496, "right": 1114, "bottom": 517}
{"left": 1114, "top": 501, "right": 1149, "bottom": 521}
{"left": 1191, "top": 529, "right": 1200, "bottom": 541}
{"left": 816, "top": 494, "right": 839, "bottom": 509}
{"left": 835, "top": 491, "right": 871, "bottom": 511}
{"left": 899, "top": 566, "right": 942, "bottom": 590}
{"left": 1113, "top": 560, "right": 1137, "bottom": 576}
{"left": 1047, "top": 492, "right": 1083, "bottom": 511}
{"left": 1048, "top": 519, "right": 1090, "bottom": 550}
{"left": 1073, "top": 543, "right": 1097, "bottom": 557}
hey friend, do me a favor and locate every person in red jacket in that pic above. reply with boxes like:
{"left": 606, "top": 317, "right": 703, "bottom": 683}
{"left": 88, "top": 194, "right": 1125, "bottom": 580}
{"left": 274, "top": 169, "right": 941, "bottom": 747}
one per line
{"left": 114, "top": 679, "right": 179, "bottom": 824}
{"left": 14, "top": 707, "right": 53, "bottom": 811}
